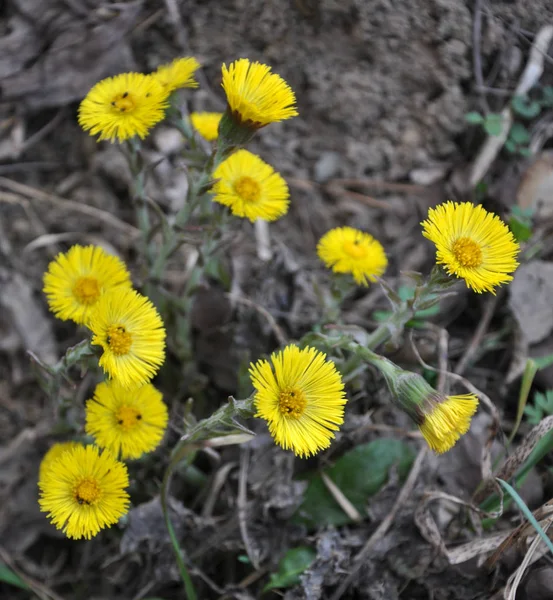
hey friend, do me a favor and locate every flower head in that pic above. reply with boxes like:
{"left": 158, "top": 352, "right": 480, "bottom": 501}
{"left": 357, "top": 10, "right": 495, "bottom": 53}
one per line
{"left": 88, "top": 289, "right": 166, "bottom": 388}
{"left": 221, "top": 58, "right": 298, "bottom": 129}
{"left": 43, "top": 245, "right": 132, "bottom": 325}
{"left": 86, "top": 381, "right": 168, "bottom": 459}
{"left": 250, "top": 345, "right": 347, "bottom": 458}
{"left": 190, "top": 112, "right": 223, "bottom": 141}
{"left": 39, "top": 441, "right": 82, "bottom": 481}
{"left": 419, "top": 395, "right": 479, "bottom": 454}
{"left": 78, "top": 73, "right": 170, "bottom": 142}
{"left": 421, "top": 201, "right": 520, "bottom": 294}
{"left": 38, "top": 444, "right": 129, "bottom": 539}
{"left": 317, "top": 227, "right": 388, "bottom": 286}
{"left": 153, "top": 57, "right": 201, "bottom": 93}
{"left": 371, "top": 353, "right": 479, "bottom": 453}
{"left": 212, "top": 149, "right": 289, "bottom": 222}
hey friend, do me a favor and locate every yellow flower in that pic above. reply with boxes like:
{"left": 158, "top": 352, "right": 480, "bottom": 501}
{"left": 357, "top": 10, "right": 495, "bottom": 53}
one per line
{"left": 43, "top": 245, "right": 133, "bottom": 325}
{"left": 250, "top": 345, "right": 347, "bottom": 458}
{"left": 221, "top": 58, "right": 298, "bottom": 128}
{"left": 212, "top": 149, "right": 289, "bottom": 222}
{"left": 153, "top": 57, "right": 201, "bottom": 93}
{"left": 421, "top": 201, "right": 520, "bottom": 294}
{"left": 88, "top": 289, "right": 166, "bottom": 388}
{"left": 39, "top": 441, "right": 82, "bottom": 481}
{"left": 419, "top": 395, "right": 479, "bottom": 454}
{"left": 317, "top": 227, "right": 388, "bottom": 286}
{"left": 38, "top": 444, "right": 129, "bottom": 540}
{"left": 190, "top": 112, "right": 223, "bottom": 141}
{"left": 86, "top": 381, "right": 168, "bottom": 460}
{"left": 78, "top": 72, "right": 169, "bottom": 142}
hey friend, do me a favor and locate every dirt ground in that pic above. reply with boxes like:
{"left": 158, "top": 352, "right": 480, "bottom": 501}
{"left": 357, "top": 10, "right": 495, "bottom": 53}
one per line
{"left": 2, "top": 0, "right": 553, "bottom": 599}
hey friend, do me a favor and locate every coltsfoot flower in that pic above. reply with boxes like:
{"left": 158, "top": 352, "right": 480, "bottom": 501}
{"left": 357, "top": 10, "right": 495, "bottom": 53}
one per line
{"left": 86, "top": 381, "right": 168, "bottom": 460}
{"left": 250, "top": 345, "right": 347, "bottom": 458}
{"left": 43, "top": 245, "right": 132, "bottom": 325}
{"left": 221, "top": 58, "right": 298, "bottom": 130}
{"left": 190, "top": 111, "right": 223, "bottom": 141}
{"left": 88, "top": 288, "right": 166, "bottom": 388}
{"left": 153, "top": 57, "right": 201, "bottom": 93}
{"left": 372, "top": 353, "right": 479, "bottom": 453}
{"left": 317, "top": 227, "right": 388, "bottom": 286}
{"left": 212, "top": 149, "right": 289, "bottom": 222}
{"left": 78, "top": 72, "right": 169, "bottom": 142}
{"left": 419, "top": 394, "right": 479, "bottom": 454}
{"left": 39, "top": 441, "right": 82, "bottom": 481}
{"left": 422, "top": 201, "right": 520, "bottom": 294}
{"left": 38, "top": 444, "right": 130, "bottom": 540}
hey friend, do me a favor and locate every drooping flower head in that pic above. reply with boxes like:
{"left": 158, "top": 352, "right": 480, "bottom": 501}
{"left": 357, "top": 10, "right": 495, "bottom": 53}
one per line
{"left": 153, "top": 57, "right": 201, "bottom": 93}
{"left": 221, "top": 58, "right": 298, "bottom": 129}
{"left": 88, "top": 289, "right": 166, "bottom": 388}
{"left": 370, "top": 353, "right": 479, "bottom": 453}
{"left": 78, "top": 73, "right": 170, "bottom": 142}
{"left": 317, "top": 227, "right": 388, "bottom": 286}
{"left": 39, "top": 441, "right": 82, "bottom": 481}
{"left": 43, "top": 245, "right": 132, "bottom": 325}
{"left": 421, "top": 201, "right": 520, "bottom": 294}
{"left": 86, "top": 381, "right": 168, "bottom": 460}
{"left": 212, "top": 149, "right": 289, "bottom": 222}
{"left": 38, "top": 444, "right": 130, "bottom": 540}
{"left": 419, "top": 394, "right": 479, "bottom": 453}
{"left": 190, "top": 112, "right": 223, "bottom": 141}
{"left": 250, "top": 345, "right": 347, "bottom": 458}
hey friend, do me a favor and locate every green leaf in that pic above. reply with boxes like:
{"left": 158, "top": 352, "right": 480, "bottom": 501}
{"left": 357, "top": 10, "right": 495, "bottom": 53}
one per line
{"left": 263, "top": 547, "right": 316, "bottom": 592}
{"left": 465, "top": 111, "right": 484, "bottom": 124}
{"left": 541, "top": 86, "right": 553, "bottom": 107}
{"left": 293, "top": 440, "right": 415, "bottom": 527}
{"left": 0, "top": 564, "right": 29, "bottom": 590}
{"left": 535, "top": 353, "right": 553, "bottom": 370}
{"left": 509, "top": 123, "right": 531, "bottom": 144}
{"left": 483, "top": 114, "right": 504, "bottom": 136}
{"left": 512, "top": 95, "right": 542, "bottom": 119}
{"left": 504, "top": 139, "right": 517, "bottom": 153}
{"left": 497, "top": 478, "right": 553, "bottom": 557}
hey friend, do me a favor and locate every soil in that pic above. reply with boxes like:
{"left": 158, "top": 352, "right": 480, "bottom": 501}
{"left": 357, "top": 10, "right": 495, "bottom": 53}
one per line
{"left": 2, "top": 0, "right": 553, "bottom": 599}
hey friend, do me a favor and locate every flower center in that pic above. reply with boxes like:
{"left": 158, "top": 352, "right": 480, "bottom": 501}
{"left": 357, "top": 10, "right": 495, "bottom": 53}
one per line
{"left": 279, "top": 387, "right": 307, "bottom": 419}
{"left": 74, "top": 478, "right": 101, "bottom": 505}
{"left": 73, "top": 276, "right": 101, "bottom": 305}
{"left": 452, "top": 237, "right": 483, "bottom": 268}
{"left": 111, "top": 91, "right": 135, "bottom": 113}
{"left": 234, "top": 176, "right": 261, "bottom": 203}
{"left": 342, "top": 239, "right": 367, "bottom": 259}
{"left": 106, "top": 324, "right": 132, "bottom": 355}
{"left": 116, "top": 405, "right": 142, "bottom": 431}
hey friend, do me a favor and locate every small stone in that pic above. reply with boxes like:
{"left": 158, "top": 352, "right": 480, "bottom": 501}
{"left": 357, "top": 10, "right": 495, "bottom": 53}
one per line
{"left": 153, "top": 127, "right": 184, "bottom": 155}
{"left": 313, "top": 151, "right": 341, "bottom": 182}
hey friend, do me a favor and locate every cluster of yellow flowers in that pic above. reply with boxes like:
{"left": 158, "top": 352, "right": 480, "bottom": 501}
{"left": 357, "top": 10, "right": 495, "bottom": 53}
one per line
{"left": 39, "top": 245, "right": 168, "bottom": 539}
{"left": 37, "top": 54, "right": 523, "bottom": 541}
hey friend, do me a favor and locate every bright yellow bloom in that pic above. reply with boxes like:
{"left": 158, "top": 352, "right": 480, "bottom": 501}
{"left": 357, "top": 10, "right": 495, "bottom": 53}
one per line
{"left": 38, "top": 444, "right": 129, "bottom": 540}
{"left": 86, "top": 381, "right": 168, "bottom": 460}
{"left": 419, "top": 395, "right": 479, "bottom": 454}
{"left": 39, "top": 441, "right": 82, "bottom": 481}
{"left": 212, "top": 149, "right": 289, "bottom": 222}
{"left": 88, "top": 289, "right": 166, "bottom": 388}
{"left": 153, "top": 57, "right": 201, "bottom": 93}
{"left": 421, "top": 201, "right": 520, "bottom": 294}
{"left": 317, "top": 227, "right": 388, "bottom": 286}
{"left": 43, "top": 245, "right": 132, "bottom": 325}
{"left": 190, "top": 112, "right": 223, "bottom": 141}
{"left": 221, "top": 58, "right": 298, "bottom": 128}
{"left": 78, "top": 73, "right": 169, "bottom": 142}
{"left": 250, "top": 345, "right": 347, "bottom": 458}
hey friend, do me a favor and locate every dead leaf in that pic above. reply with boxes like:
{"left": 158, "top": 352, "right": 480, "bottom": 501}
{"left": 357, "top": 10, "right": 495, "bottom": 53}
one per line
{"left": 509, "top": 261, "right": 553, "bottom": 344}
{"left": 517, "top": 152, "right": 553, "bottom": 218}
